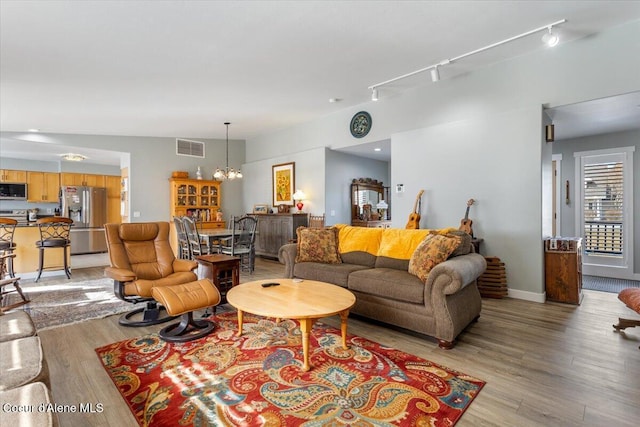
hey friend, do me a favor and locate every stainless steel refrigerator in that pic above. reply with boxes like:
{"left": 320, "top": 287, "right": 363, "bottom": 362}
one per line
{"left": 60, "top": 186, "right": 108, "bottom": 254}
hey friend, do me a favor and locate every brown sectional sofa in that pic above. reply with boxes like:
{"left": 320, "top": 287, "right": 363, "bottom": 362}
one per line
{"left": 279, "top": 225, "right": 487, "bottom": 348}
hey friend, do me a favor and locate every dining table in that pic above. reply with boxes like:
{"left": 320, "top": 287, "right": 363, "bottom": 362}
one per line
{"left": 199, "top": 228, "right": 237, "bottom": 253}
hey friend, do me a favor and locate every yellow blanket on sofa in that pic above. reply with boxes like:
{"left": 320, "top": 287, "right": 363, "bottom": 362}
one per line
{"left": 335, "top": 225, "right": 457, "bottom": 260}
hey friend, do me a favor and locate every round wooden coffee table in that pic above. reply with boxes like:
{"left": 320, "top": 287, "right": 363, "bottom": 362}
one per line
{"left": 226, "top": 279, "right": 356, "bottom": 371}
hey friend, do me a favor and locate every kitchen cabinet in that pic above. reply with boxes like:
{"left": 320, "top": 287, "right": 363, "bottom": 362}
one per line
{"left": 26, "top": 172, "right": 59, "bottom": 203}
{"left": 105, "top": 175, "right": 121, "bottom": 224}
{"left": 60, "top": 172, "right": 106, "bottom": 187}
{"left": 0, "top": 169, "right": 27, "bottom": 183}
{"left": 254, "top": 213, "right": 308, "bottom": 259}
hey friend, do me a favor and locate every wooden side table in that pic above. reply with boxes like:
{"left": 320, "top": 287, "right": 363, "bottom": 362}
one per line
{"left": 195, "top": 254, "right": 241, "bottom": 304}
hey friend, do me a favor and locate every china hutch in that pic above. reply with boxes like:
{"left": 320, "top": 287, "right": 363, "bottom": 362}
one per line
{"left": 351, "top": 178, "right": 391, "bottom": 228}
{"left": 169, "top": 178, "right": 225, "bottom": 228}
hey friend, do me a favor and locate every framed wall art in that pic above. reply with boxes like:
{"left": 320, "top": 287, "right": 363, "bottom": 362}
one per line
{"left": 253, "top": 204, "right": 269, "bottom": 214}
{"left": 272, "top": 162, "right": 295, "bottom": 206}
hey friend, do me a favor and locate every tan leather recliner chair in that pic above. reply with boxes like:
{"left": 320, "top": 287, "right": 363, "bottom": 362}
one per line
{"left": 104, "top": 222, "right": 198, "bottom": 326}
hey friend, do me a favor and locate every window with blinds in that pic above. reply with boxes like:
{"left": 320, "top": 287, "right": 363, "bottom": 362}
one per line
{"left": 583, "top": 160, "right": 624, "bottom": 257}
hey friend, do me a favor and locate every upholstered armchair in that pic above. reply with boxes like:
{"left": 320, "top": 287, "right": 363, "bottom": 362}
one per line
{"left": 104, "top": 222, "right": 198, "bottom": 326}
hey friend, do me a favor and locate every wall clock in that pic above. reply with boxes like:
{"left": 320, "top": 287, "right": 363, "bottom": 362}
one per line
{"left": 350, "top": 111, "right": 372, "bottom": 138}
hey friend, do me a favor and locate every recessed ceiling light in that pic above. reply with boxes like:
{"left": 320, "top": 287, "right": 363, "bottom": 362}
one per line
{"left": 374, "top": 148, "right": 382, "bottom": 152}
{"left": 329, "top": 98, "right": 342, "bottom": 103}
{"left": 60, "top": 153, "right": 87, "bottom": 162}
{"left": 28, "top": 128, "right": 40, "bottom": 132}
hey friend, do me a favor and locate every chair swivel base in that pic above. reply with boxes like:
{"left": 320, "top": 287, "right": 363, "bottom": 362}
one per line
{"left": 119, "top": 304, "right": 176, "bottom": 327}
{"left": 159, "top": 312, "right": 215, "bottom": 342}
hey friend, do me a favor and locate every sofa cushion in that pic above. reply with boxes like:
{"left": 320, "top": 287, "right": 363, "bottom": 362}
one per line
{"left": 432, "top": 229, "right": 472, "bottom": 257}
{"left": 0, "top": 382, "right": 57, "bottom": 426}
{"left": 408, "top": 234, "right": 461, "bottom": 281}
{"left": 0, "top": 311, "right": 36, "bottom": 343}
{"left": 348, "top": 268, "right": 425, "bottom": 304}
{"left": 294, "top": 262, "right": 369, "bottom": 288}
{"left": 0, "top": 336, "right": 49, "bottom": 391}
{"left": 336, "top": 225, "right": 383, "bottom": 267}
{"left": 295, "top": 226, "right": 342, "bottom": 264}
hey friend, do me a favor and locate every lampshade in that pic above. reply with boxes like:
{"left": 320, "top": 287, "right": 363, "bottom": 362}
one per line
{"left": 292, "top": 190, "right": 306, "bottom": 200}
{"left": 376, "top": 200, "right": 388, "bottom": 210}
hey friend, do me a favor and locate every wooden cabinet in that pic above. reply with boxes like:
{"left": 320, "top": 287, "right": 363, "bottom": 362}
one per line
{"left": 545, "top": 238, "right": 583, "bottom": 305}
{"left": 169, "top": 178, "right": 224, "bottom": 228}
{"left": 351, "top": 178, "right": 391, "bottom": 227}
{"left": 168, "top": 178, "right": 224, "bottom": 255}
{"left": 0, "top": 169, "right": 27, "bottom": 183}
{"left": 254, "top": 213, "right": 308, "bottom": 259}
{"left": 60, "top": 172, "right": 105, "bottom": 187}
{"left": 26, "top": 172, "right": 59, "bottom": 203}
{"left": 351, "top": 219, "right": 392, "bottom": 228}
{"left": 105, "top": 175, "right": 121, "bottom": 224}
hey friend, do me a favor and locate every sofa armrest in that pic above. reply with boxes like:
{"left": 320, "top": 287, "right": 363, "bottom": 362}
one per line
{"left": 425, "top": 253, "right": 487, "bottom": 297}
{"left": 104, "top": 267, "right": 136, "bottom": 283}
{"left": 173, "top": 259, "right": 198, "bottom": 273}
{"left": 278, "top": 243, "right": 297, "bottom": 278}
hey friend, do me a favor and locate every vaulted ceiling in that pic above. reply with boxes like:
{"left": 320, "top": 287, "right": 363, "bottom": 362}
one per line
{"left": 1, "top": 1, "right": 639, "bottom": 164}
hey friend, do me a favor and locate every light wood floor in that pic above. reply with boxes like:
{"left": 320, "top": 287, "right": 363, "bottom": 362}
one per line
{"left": 35, "top": 258, "right": 640, "bottom": 427}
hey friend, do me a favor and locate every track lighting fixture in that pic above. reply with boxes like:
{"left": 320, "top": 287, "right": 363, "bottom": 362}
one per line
{"left": 430, "top": 66, "right": 440, "bottom": 83}
{"left": 541, "top": 26, "right": 560, "bottom": 47}
{"left": 368, "top": 19, "right": 566, "bottom": 99}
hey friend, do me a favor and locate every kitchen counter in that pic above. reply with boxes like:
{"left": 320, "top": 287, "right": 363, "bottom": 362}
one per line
{"left": 11, "top": 225, "right": 71, "bottom": 279}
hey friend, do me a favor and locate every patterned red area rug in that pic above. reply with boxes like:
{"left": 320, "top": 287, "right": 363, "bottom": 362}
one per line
{"left": 96, "top": 312, "right": 484, "bottom": 426}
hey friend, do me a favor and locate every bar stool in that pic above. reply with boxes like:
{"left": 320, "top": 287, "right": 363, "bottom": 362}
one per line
{"left": 35, "top": 217, "right": 73, "bottom": 282}
{"left": 0, "top": 218, "right": 18, "bottom": 278}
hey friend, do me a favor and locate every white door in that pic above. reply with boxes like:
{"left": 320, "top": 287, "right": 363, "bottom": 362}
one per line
{"left": 574, "top": 147, "right": 635, "bottom": 279}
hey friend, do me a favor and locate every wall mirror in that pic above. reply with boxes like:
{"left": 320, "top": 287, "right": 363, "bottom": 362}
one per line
{"left": 351, "top": 178, "right": 391, "bottom": 227}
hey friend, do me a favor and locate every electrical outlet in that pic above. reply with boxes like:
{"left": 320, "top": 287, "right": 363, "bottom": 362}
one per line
{"left": 133, "top": 211, "right": 141, "bottom": 218}
{"left": 330, "top": 210, "right": 335, "bottom": 216}
{"left": 395, "top": 184, "right": 404, "bottom": 193}
{"left": 47, "top": 208, "right": 52, "bottom": 213}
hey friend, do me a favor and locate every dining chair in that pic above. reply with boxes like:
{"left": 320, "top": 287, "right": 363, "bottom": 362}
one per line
{"left": 0, "top": 253, "right": 29, "bottom": 313}
{"left": 308, "top": 213, "right": 325, "bottom": 228}
{"left": 35, "top": 217, "right": 73, "bottom": 282}
{"left": 173, "top": 216, "right": 191, "bottom": 259}
{"left": 182, "top": 216, "right": 210, "bottom": 258}
{"left": 0, "top": 218, "right": 18, "bottom": 278}
{"left": 218, "top": 215, "right": 258, "bottom": 273}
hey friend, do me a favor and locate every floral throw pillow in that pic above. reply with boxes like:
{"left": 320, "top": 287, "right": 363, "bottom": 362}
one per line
{"left": 408, "top": 234, "right": 462, "bottom": 281}
{"left": 295, "top": 226, "right": 342, "bottom": 264}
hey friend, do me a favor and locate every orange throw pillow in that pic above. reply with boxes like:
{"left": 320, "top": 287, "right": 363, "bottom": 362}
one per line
{"left": 295, "top": 227, "right": 342, "bottom": 264}
{"left": 408, "top": 234, "right": 461, "bottom": 281}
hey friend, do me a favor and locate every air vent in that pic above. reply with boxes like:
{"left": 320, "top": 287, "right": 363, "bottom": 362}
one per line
{"left": 176, "top": 139, "right": 205, "bottom": 158}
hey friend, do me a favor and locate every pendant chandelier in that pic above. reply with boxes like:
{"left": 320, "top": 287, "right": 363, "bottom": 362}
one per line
{"left": 213, "top": 122, "right": 242, "bottom": 180}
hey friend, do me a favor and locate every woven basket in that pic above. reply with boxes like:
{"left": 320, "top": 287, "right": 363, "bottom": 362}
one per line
{"left": 171, "top": 171, "right": 189, "bottom": 179}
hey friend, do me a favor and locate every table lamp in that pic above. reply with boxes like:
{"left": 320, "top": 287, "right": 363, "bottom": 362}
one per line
{"left": 292, "top": 189, "right": 306, "bottom": 212}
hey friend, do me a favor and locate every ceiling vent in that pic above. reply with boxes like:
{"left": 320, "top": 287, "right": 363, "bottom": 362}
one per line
{"left": 176, "top": 139, "right": 205, "bottom": 158}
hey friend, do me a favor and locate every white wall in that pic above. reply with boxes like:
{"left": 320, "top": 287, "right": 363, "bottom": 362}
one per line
{"left": 325, "top": 149, "right": 389, "bottom": 226}
{"left": 242, "top": 147, "right": 326, "bottom": 216}
{"left": 245, "top": 21, "right": 640, "bottom": 300}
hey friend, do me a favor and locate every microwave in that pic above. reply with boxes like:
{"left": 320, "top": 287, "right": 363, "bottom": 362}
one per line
{"left": 0, "top": 183, "right": 28, "bottom": 200}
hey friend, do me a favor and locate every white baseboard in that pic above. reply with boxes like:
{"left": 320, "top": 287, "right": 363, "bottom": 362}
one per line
{"left": 507, "top": 288, "right": 546, "bottom": 303}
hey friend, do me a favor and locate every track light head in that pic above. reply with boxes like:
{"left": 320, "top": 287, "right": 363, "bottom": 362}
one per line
{"left": 430, "top": 66, "right": 440, "bottom": 82}
{"left": 542, "top": 26, "right": 559, "bottom": 47}
{"left": 371, "top": 88, "right": 379, "bottom": 101}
